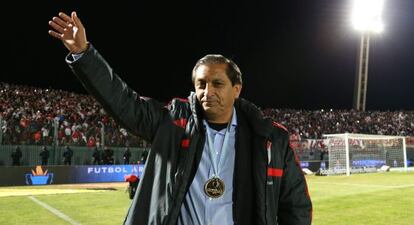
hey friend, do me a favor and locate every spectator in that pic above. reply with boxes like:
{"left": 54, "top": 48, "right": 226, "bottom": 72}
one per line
{"left": 123, "top": 147, "right": 131, "bottom": 164}
{"left": 102, "top": 146, "right": 114, "bottom": 165}
{"left": 139, "top": 149, "right": 148, "bottom": 164}
{"left": 11, "top": 146, "right": 23, "bottom": 166}
{"left": 62, "top": 145, "right": 74, "bottom": 165}
{"left": 39, "top": 146, "right": 49, "bottom": 165}
{"left": 92, "top": 146, "right": 101, "bottom": 165}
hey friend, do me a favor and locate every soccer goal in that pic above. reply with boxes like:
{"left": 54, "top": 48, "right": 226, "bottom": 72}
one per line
{"left": 323, "top": 133, "right": 407, "bottom": 176}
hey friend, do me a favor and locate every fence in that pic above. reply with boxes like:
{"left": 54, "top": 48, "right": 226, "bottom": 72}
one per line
{"left": 0, "top": 145, "right": 148, "bottom": 167}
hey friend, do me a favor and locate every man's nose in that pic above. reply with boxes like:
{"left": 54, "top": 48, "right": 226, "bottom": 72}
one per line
{"left": 204, "top": 83, "right": 214, "bottom": 97}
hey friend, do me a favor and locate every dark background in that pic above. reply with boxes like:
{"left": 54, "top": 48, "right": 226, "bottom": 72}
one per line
{"left": 2, "top": 0, "right": 414, "bottom": 110}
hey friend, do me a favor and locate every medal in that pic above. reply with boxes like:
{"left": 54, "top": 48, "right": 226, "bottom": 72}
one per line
{"left": 204, "top": 177, "right": 225, "bottom": 198}
{"left": 202, "top": 109, "right": 235, "bottom": 199}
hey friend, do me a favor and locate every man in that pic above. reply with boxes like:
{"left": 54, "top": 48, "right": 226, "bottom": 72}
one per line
{"left": 48, "top": 11, "right": 312, "bottom": 225}
{"left": 123, "top": 147, "right": 132, "bottom": 164}
{"left": 92, "top": 146, "right": 101, "bottom": 165}
{"left": 39, "top": 146, "right": 49, "bottom": 166}
{"left": 62, "top": 145, "right": 74, "bottom": 165}
{"left": 102, "top": 146, "right": 114, "bottom": 165}
{"left": 139, "top": 148, "right": 149, "bottom": 164}
{"left": 11, "top": 146, "right": 23, "bottom": 166}
{"left": 125, "top": 173, "right": 140, "bottom": 200}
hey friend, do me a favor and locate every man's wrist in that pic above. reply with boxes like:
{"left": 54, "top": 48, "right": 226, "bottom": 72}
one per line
{"left": 72, "top": 42, "right": 90, "bottom": 54}
{"left": 71, "top": 43, "right": 90, "bottom": 61}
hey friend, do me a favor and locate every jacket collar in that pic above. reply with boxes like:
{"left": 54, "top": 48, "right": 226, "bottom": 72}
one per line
{"left": 234, "top": 98, "right": 273, "bottom": 138}
{"left": 188, "top": 92, "right": 273, "bottom": 138}
{"left": 188, "top": 92, "right": 202, "bottom": 131}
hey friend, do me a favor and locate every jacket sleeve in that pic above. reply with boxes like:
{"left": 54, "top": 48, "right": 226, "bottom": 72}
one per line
{"left": 66, "top": 44, "right": 166, "bottom": 141}
{"left": 278, "top": 138, "right": 313, "bottom": 225}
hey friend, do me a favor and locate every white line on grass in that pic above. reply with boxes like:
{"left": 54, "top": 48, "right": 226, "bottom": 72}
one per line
{"left": 312, "top": 181, "right": 414, "bottom": 189}
{"left": 28, "top": 196, "right": 82, "bottom": 225}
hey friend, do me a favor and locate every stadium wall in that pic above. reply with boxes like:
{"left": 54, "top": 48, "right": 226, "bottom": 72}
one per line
{"left": 0, "top": 145, "right": 148, "bottom": 166}
{"left": 0, "top": 164, "right": 145, "bottom": 186}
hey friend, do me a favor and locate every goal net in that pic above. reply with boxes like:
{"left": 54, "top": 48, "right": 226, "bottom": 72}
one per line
{"left": 323, "top": 133, "right": 407, "bottom": 176}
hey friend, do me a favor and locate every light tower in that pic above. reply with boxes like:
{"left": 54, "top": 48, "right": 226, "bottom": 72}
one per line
{"left": 352, "top": 0, "right": 384, "bottom": 111}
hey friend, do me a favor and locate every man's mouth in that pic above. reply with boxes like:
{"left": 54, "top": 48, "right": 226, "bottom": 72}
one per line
{"left": 202, "top": 101, "right": 215, "bottom": 106}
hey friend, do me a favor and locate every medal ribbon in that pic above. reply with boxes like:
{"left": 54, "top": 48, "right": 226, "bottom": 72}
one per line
{"left": 204, "top": 114, "right": 233, "bottom": 179}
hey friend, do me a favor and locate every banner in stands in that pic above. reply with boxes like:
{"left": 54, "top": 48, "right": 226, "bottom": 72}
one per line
{"left": 0, "top": 164, "right": 145, "bottom": 186}
{"left": 74, "top": 164, "right": 145, "bottom": 183}
{"left": 26, "top": 165, "right": 54, "bottom": 185}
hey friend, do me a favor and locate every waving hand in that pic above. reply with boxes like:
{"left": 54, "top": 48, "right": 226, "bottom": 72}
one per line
{"left": 48, "top": 11, "right": 88, "bottom": 54}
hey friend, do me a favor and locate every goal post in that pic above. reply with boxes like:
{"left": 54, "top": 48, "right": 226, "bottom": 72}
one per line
{"left": 323, "top": 133, "right": 407, "bottom": 176}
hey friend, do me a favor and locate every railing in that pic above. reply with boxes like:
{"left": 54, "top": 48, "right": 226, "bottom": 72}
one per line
{"left": 1, "top": 145, "right": 148, "bottom": 167}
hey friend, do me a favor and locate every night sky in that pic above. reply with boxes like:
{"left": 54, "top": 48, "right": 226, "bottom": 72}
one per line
{"left": 2, "top": 0, "right": 414, "bottom": 110}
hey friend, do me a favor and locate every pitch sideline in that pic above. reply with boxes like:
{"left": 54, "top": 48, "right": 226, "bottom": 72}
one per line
{"left": 28, "top": 196, "right": 82, "bottom": 225}
{"left": 311, "top": 181, "right": 414, "bottom": 189}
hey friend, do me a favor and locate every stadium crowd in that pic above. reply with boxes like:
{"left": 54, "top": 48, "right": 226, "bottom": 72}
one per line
{"left": 262, "top": 108, "right": 414, "bottom": 140}
{"left": 1, "top": 82, "right": 414, "bottom": 147}
{"left": 0, "top": 82, "right": 148, "bottom": 147}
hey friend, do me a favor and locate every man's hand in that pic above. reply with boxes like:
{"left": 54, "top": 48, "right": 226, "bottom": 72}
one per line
{"left": 48, "top": 11, "right": 88, "bottom": 54}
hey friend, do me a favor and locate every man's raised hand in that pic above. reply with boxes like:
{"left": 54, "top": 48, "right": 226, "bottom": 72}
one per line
{"left": 48, "top": 11, "right": 88, "bottom": 54}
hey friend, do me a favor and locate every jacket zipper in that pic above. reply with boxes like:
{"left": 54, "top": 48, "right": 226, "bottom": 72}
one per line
{"left": 264, "top": 139, "right": 270, "bottom": 225}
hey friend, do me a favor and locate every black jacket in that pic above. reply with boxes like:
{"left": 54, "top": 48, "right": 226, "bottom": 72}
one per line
{"left": 67, "top": 45, "right": 312, "bottom": 225}
{"left": 63, "top": 148, "right": 73, "bottom": 160}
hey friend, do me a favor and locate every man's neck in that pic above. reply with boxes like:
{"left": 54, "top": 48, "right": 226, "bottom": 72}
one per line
{"left": 207, "top": 122, "right": 228, "bottom": 131}
{"left": 205, "top": 109, "right": 233, "bottom": 124}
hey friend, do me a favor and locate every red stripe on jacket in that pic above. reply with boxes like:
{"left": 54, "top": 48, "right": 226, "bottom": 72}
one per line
{"left": 267, "top": 168, "right": 283, "bottom": 177}
{"left": 181, "top": 139, "right": 190, "bottom": 149}
{"left": 271, "top": 121, "right": 288, "bottom": 132}
{"left": 173, "top": 118, "right": 187, "bottom": 129}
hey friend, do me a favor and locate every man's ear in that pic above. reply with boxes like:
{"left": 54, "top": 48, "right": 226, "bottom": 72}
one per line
{"left": 233, "top": 84, "right": 242, "bottom": 98}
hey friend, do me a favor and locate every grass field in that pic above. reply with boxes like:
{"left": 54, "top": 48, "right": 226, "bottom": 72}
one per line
{"left": 0, "top": 172, "right": 413, "bottom": 225}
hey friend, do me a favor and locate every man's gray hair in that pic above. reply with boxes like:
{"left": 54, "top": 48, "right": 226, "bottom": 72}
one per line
{"left": 192, "top": 54, "right": 242, "bottom": 86}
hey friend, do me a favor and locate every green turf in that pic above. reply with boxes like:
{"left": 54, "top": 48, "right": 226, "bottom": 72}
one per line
{"left": 0, "top": 172, "right": 413, "bottom": 225}
{"left": 0, "top": 188, "right": 130, "bottom": 225}
{"left": 307, "top": 172, "right": 414, "bottom": 225}
{"left": 0, "top": 196, "right": 68, "bottom": 225}
{"left": 36, "top": 190, "right": 131, "bottom": 225}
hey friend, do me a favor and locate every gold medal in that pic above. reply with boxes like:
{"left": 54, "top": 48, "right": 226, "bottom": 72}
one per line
{"left": 204, "top": 177, "right": 225, "bottom": 198}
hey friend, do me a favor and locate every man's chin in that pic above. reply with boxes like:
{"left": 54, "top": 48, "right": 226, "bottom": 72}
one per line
{"left": 202, "top": 106, "right": 217, "bottom": 117}
{"left": 202, "top": 102, "right": 213, "bottom": 109}
{"left": 202, "top": 105, "right": 213, "bottom": 112}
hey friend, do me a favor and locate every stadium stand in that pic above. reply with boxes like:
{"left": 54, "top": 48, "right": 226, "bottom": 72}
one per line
{"left": 1, "top": 82, "right": 413, "bottom": 169}
{"left": 262, "top": 108, "right": 414, "bottom": 139}
{"left": 0, "top": 82, "right": 148, "bottom": 147}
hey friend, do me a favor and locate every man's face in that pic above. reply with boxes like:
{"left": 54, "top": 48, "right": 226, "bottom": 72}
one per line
{"left": 194, "top": 63, "right": 241, "bottom": 123}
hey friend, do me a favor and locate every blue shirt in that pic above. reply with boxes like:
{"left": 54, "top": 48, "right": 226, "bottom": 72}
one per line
{"left": 178, "top": 108, "right": 237, "bottom": 225}
{"left": 72, "top": 53, "right": 83, "bottom": 61}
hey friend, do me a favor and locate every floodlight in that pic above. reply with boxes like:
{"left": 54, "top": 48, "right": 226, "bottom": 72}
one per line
{"left": 352, "top": 0, "right": 384, "bottom": 33}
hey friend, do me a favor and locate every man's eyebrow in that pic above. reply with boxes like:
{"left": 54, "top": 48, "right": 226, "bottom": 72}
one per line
{"left": 212, "top": 77, "right": 225, "bottom": 82}
{"left": 195, "top": 76, "right": 225, "bottom": 83}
